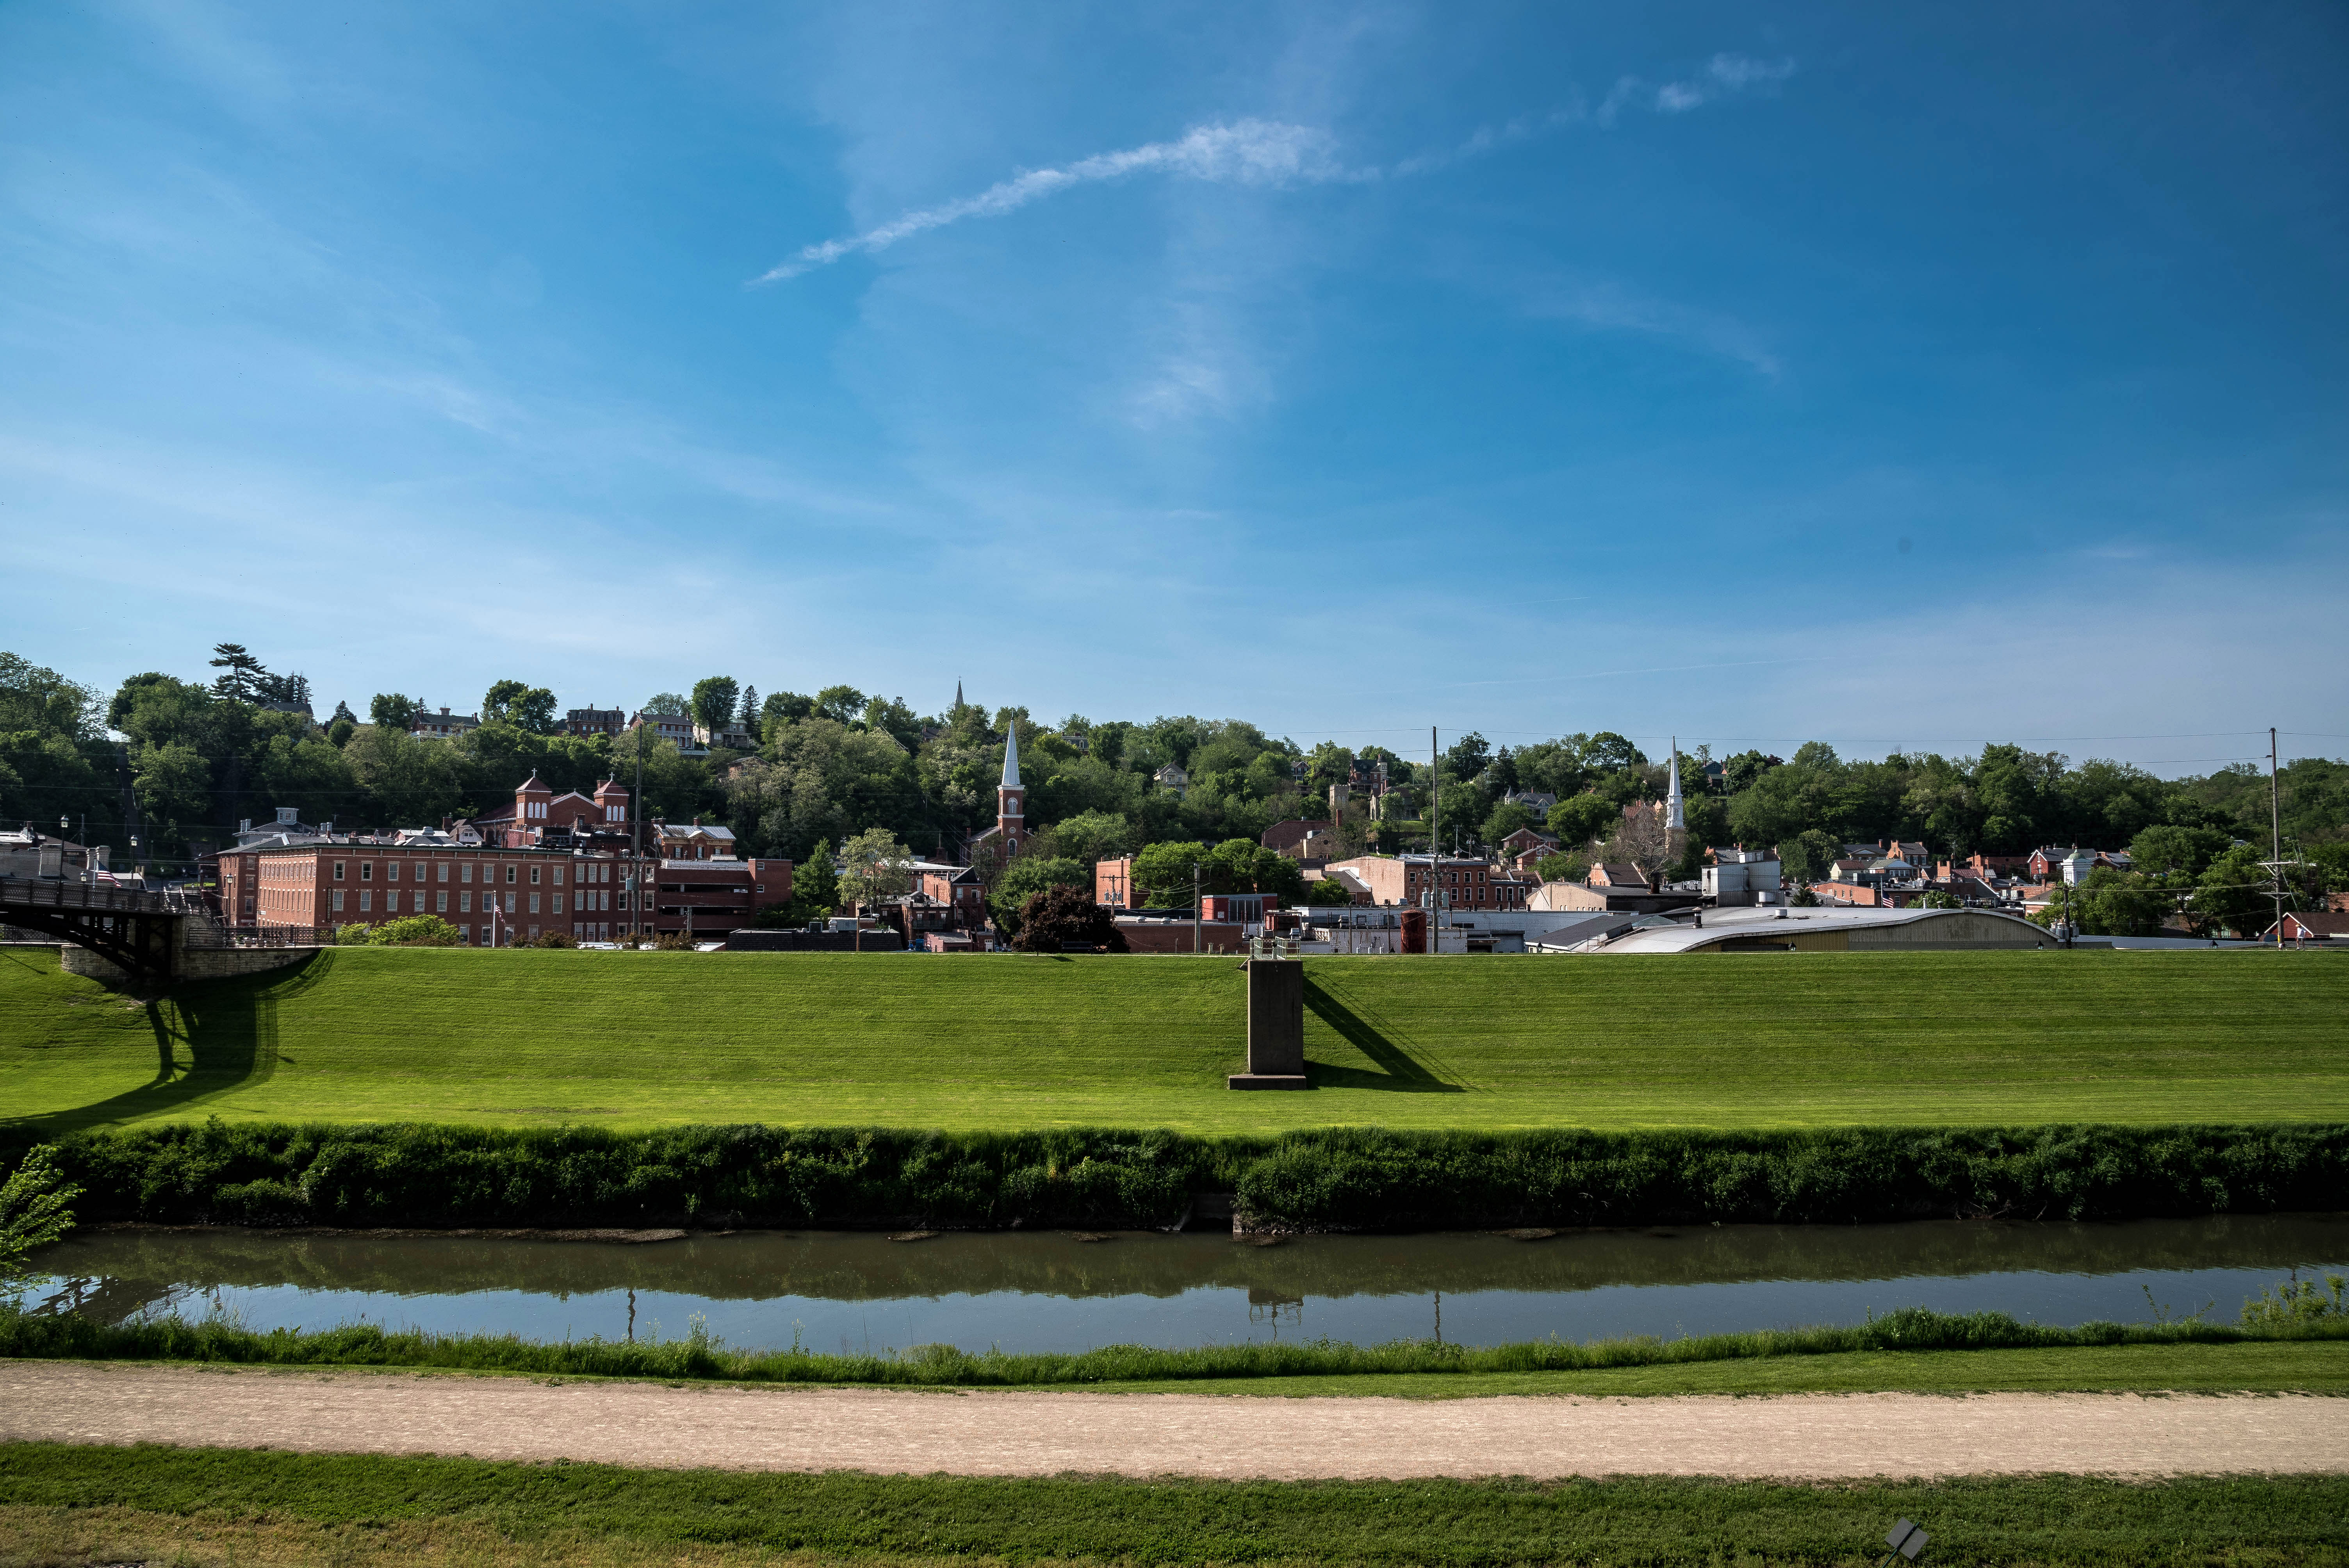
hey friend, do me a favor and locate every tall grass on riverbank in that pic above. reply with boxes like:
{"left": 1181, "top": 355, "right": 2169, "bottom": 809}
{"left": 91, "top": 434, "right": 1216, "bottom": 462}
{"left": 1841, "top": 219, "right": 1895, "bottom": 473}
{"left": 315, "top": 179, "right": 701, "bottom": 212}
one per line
{"left": 14, "top": 1119, "right": 2349, "bottom": 1231}
{"left": 9, "top": 1301, "right": 2348, "bottom": 1387}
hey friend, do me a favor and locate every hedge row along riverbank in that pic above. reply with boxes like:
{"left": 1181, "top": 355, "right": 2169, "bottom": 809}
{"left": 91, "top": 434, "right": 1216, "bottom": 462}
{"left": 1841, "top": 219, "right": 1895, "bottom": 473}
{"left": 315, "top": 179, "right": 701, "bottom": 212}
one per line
{"left": 13, "top": 1121, "right": 2347, "bottom": 1231}
{"left": 7, "top": 1303, "right": 2347, "bottom": 1387}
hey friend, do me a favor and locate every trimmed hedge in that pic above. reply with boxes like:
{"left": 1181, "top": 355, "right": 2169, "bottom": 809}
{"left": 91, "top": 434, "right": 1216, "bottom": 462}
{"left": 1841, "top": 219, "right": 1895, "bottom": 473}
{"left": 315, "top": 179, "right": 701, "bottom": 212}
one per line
{"left": 11, "top": 1120, "right": 2346, "bottom": 1231}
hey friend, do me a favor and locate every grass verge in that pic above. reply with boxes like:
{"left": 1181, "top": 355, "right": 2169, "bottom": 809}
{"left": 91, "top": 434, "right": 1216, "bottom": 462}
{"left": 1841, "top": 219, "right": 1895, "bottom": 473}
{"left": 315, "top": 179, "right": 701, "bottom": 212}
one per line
{"left": 9, "top": 1303, "right": 2349, "bottom": 1393}
{"left": 5, "top": 1444, "right": 2347, "bottom": 1565}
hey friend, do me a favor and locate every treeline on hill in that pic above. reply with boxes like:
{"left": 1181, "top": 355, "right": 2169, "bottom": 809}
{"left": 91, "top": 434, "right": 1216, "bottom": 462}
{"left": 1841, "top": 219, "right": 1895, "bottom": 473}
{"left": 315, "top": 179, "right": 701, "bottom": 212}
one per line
{"left": 4, "top": 648, "right": 2345, "bottom": 929}
{"left": 16, "top": 1121, "right": 2347, "bottom": 1232}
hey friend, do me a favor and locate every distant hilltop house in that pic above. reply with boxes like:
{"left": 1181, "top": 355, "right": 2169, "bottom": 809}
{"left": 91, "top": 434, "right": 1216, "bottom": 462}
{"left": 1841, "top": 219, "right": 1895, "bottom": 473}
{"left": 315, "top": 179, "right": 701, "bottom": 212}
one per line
{"left": 2027, "top": 845, "right": 2132, "bottom": 884}
{"left": 1153, "top": 763, "right": 1190, "bottom": 799}
{"left": 412, "top": 707, "right": 481, "bottom": 739}
{"left": 692, "top": 721, "right": 759, "bottom": 751}
{"left": 1260, "top": 818, "right": 1335, "bottom": 860}
{"left": 564, "top": 706, "right": 625, "bottom": 738}
{"left": 629, "top": 711, "right": 703, "bottom": 756}
{"left": 1499, "top": 826, "right": 1560, "bottom": 869}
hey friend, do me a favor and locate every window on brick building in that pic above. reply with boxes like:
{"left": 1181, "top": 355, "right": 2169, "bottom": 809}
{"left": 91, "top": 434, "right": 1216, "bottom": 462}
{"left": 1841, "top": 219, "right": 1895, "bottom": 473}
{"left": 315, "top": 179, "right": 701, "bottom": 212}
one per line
{"left": 386, "top": 861, "right": 399, "bottom": 881}
{"left": 333, "top": 862, "right": 345, "bottom": 880}
{"left": 461, "top": 863, "right": 473, "bottom": 884}
{"left": 331, "top": 890, "right": 345, "bottom": 911}
{"left": 437, "top": 862, "right": 449, "bottom": 882}
{"left": 505, "top": 864, "right": 517, "bottom": 884}
{"left": 460, "top": 891, "right": 472, "bottom": 912}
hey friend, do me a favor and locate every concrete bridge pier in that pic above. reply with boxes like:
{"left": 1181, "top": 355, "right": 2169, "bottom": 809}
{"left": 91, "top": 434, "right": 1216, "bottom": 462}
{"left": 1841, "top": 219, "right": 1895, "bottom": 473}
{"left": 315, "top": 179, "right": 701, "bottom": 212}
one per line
{"left": 1229, "top": 957, "right": 1309, "bottom": 1089}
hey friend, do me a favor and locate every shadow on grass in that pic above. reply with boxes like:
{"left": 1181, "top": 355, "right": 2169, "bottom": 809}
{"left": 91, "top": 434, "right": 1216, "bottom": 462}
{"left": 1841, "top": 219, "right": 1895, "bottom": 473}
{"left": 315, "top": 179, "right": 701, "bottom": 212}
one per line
{"left": 1303, "top": 977, "right": 1463, "bottom": 1092}
{"left": 2, "top": 952, "right": 326, "bottom": 1142}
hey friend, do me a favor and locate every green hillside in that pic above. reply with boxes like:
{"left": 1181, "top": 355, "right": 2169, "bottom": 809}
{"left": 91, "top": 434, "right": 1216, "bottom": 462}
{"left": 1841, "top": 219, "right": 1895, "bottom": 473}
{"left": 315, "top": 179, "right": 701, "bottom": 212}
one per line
{"left": 3, "top": 945, "right": 2344, "bottom": 1136}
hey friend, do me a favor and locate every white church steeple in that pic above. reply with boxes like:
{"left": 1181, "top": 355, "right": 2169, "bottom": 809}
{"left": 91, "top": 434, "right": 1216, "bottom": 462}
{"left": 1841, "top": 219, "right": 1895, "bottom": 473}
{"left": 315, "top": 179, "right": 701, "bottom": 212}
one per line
{"left": 1665, "top": 738, "right": 1686, "bottom": 831}
{"left": 996, "top": 722, "right": 1025, "bottom": 854}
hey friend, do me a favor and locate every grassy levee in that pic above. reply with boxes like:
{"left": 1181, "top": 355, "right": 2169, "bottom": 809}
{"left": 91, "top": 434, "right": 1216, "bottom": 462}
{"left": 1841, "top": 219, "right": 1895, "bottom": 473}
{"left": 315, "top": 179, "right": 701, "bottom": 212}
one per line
{"left": 5, "top": 944, "right": 2345, "bottom": 1135}
{"left": 7, "top": 1444, "right": 2348, "bottom": 1566}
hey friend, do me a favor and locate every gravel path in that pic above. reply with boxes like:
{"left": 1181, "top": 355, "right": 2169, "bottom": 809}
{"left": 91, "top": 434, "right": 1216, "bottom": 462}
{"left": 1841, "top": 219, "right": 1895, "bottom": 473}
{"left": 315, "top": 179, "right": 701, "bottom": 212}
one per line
{"left": 5, "top": 1363, "right": 2344, "bottom": 1480}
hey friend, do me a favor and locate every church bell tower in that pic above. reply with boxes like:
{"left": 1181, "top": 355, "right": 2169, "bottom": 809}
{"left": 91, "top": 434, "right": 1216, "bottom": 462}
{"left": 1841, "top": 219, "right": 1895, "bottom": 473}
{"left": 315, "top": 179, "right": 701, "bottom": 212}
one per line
{"left": 997, "top": 722, "right": 1025, "bottom": 856}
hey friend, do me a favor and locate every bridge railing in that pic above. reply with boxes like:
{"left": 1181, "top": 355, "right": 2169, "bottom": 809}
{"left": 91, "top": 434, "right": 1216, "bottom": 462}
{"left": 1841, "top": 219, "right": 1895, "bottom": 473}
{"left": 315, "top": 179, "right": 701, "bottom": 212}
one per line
{"left": 0, "top": 877, "right": 176, "bottom": 916}
{"left": 217, "top": 924, "right": 328, "bottom": 949}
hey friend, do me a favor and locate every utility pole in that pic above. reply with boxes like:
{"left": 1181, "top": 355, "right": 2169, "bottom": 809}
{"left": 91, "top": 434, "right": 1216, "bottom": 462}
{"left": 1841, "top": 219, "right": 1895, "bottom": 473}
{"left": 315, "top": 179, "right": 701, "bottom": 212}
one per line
{"left": 1428, "top": 725, "right": 1440, "bottom": 943}
{"left": 2269, "top": 727, "right": 2286, "bottom": 946}
{"left": 1192, "top": 861, "right": 1202, "bottom": 955}
{"left": 632, "top": 733, "right": 645, "bottom": 946}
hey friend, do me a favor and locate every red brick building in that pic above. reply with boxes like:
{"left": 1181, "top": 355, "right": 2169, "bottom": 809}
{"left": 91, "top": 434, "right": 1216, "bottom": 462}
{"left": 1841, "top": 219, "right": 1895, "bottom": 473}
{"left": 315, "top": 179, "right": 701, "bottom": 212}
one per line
{"left": 239, "top": 838, "right": 581, "bottom": 945}
{"left": 1320, "top": 854, "right": 1533, "bottom": 910}
{"left": 218, "top": 773, "right": 790, "bottom": 945}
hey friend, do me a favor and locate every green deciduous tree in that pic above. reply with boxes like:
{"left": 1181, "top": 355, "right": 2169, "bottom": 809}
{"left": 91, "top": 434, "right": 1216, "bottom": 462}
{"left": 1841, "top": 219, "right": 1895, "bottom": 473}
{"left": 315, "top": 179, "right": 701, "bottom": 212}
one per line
{"left": 1534, "top": 850, "right": 1589, "bottom": 884}
{"left": 990, "top": 855, "right": 1089, "bottom": 935}
{"left": 691, "top": 677, "right": 741, "bottom": 738}
{"left": 367, "top": 914, "right": 462, "bottom": 946}
{"left": 837, "top": 827, "right": 913, "bottom": 949}
{"left": 1009, "top": 884, "right": 1130, "bottom": 953}
{"left": 2194, "top": 846, "right": 2276, "bottom": 938}
{"left": 1780, "top": 829, "right": 1844, "bottom": 884}
{"left": 1481, "top": 801, "right": 1536, "bottom": 845}
{"left": 0, "top": 1144, "right": 79, "bottom": 1286}
{"left": 1131, "top": 839, "right": 1209, "bottom": 906}
{"left": 483, "top": 680, "right": 558, "bottom": 734}
{"left": 1041, "top": 809, "right": 1131, "bottom": 866}
{"left": 1305, "top": 878, "right": 1354, "bottom": 906}
{"left": 369, "top": 693, "right": 424, "bottom": 731}
{"left": 2128, "top": 823, "right": 2235, "bottom": 879}
{"left": 1546, "top": 793, "right": 1617, "bottom": 847}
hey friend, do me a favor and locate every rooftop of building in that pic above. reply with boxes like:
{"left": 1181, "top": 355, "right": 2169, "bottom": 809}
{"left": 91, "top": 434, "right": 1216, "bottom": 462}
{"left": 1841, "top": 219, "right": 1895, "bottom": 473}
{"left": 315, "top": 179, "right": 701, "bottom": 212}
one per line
{"left": 1583, "top": 902, "right": 2048, "bottom": 955}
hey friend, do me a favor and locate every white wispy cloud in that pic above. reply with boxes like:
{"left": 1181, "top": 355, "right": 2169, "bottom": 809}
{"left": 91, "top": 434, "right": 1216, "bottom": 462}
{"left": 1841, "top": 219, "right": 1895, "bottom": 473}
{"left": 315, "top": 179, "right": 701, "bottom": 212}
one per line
{"left": 1653, "top": 53, "right": 1797, "bottom": 114}
{"left": 753, "top": 119, "right": 1353, "bottom": 283}
{"left": 1524, "top": 278, "right": 1782, "bottom": 377}
{"left": 757, "top": 54, "right": 1798, "bottom": 284}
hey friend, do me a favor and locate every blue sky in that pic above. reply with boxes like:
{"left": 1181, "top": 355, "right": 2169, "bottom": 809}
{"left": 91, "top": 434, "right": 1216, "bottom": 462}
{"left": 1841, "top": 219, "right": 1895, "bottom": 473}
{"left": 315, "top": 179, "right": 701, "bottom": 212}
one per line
{"left": 4, "top": 2, "right": 2343, "bottom": 773}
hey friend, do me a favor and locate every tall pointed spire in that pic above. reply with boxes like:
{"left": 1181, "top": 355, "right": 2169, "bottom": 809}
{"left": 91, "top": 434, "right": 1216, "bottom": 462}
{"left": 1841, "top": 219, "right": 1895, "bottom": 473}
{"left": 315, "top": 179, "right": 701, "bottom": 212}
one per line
{"left": 955, "top": 679, "right": 963, "bottom": 711}
{"left": 1000, "top": 720, "right": 1022, "bottom": 788}
{"left": 1665, "top": 738, "right": 1686, "bottom": 831}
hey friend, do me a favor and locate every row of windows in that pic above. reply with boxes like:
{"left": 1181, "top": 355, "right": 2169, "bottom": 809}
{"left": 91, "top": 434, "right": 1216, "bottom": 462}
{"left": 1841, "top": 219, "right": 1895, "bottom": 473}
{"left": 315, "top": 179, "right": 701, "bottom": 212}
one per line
{"left": 324, "top": 858, "right": 631, "bottom": 886}
{"left": 330, "top": 889, "right": 641, "bottom": 916}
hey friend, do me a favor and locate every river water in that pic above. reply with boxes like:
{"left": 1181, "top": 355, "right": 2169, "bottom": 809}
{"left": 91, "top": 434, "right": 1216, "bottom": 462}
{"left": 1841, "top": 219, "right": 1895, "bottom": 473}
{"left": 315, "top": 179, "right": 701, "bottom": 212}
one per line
{"left": 23, "top": 1215, "right": 2349, "bottom": 1354}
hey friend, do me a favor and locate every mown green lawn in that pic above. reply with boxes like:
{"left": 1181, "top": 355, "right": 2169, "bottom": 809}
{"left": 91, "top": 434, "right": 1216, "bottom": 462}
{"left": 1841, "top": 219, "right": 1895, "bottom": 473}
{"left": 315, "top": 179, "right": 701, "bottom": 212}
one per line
{"left": 5, "top": 1443, "right": 2346, "bottom": 1566}
{"left": 3, "top": 944, "right": 2344, "bottom": 1136}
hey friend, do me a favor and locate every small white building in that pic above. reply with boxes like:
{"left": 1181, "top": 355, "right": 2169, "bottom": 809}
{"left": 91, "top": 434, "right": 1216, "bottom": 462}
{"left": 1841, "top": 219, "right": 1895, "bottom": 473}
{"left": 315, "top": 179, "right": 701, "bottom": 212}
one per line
{"left": 1702, "top": 848, "right": 1782, "bottom": 906}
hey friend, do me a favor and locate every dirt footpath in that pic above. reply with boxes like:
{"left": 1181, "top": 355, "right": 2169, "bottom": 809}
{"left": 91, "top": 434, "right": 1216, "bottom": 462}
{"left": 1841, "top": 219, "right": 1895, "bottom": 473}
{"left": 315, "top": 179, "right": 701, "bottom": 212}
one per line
{"left": 5, "top": 1363, "right": 2344, "bottom": 1480}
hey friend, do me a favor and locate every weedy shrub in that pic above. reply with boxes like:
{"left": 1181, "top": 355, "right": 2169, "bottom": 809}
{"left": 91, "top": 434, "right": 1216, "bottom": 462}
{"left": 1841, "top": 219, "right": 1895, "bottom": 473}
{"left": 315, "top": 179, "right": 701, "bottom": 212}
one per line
{"left": 2242, "top": 1272, "right": 2348, "bottom": 1329}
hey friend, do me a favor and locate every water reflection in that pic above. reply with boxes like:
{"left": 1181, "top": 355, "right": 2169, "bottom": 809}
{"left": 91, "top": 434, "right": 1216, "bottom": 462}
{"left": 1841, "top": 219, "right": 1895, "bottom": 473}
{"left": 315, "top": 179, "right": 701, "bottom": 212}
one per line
{"left": 24, "top": 1215, "right": 2349, "bottom": 1355}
